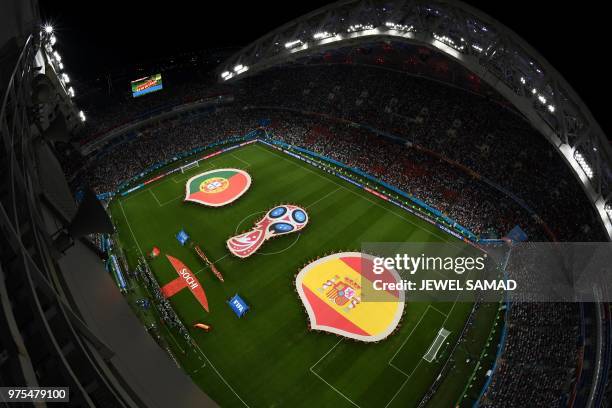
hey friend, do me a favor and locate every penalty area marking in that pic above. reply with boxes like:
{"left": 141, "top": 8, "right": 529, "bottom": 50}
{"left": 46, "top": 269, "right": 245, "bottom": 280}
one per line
{"left": 309, "top": 339, "right": 362, "bottom": 408}
{"left": 171, "top": 152, "right": 250, "bottom": 184}
{"left": 388, "top": 305, "right": 443, "bottom": 375}
{"left": 190, "top": 341, "right": 250, "bottom": 407}
{"left": 230, "top": 152, "right": 251, "bottom": 167}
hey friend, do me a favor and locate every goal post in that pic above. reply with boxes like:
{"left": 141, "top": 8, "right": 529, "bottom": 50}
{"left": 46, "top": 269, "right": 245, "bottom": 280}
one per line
{"left": 180, "top": 161, "right": 200, "bottom": 173}
{"left": 423, "top": 328, "right": 451, "bottom": 363}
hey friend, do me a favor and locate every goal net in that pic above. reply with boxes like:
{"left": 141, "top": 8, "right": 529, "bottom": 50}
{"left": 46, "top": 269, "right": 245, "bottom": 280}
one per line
{"left": 423, "top": 328, "right": 451, "bottom": 363}
{"left": 180, "top": 161, "right": 199, "bottom": 173}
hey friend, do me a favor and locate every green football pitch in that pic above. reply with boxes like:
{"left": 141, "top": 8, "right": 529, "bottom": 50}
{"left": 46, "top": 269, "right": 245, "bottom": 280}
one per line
{"left": 109, "top": 142, "right": 500, "bottom": 407}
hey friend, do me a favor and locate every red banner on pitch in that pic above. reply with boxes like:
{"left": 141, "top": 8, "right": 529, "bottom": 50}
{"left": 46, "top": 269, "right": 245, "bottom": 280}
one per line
{"left": 161, "top": 254, "right": 209, "bottom": 312}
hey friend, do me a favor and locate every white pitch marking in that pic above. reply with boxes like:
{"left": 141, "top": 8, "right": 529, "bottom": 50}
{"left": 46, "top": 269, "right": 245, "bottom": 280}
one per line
{"left": 254, "top": 144, "right": 457, "bottom": 246}
{"left": 306, "top": 187, "right": 342, "bottom": 209}
{"left": 309, "top": 339, "right": 361, "bottom": 408}
{"left": 230, "top": 153, "right": 251, "bottom": 167}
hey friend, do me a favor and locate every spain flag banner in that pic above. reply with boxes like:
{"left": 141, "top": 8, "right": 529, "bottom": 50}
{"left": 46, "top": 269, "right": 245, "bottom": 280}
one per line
{"left": 185, "top": 168, "right": 251, "bottom": 207}
{"left": 296, "top": 252, "right": 405, "bottom": 342}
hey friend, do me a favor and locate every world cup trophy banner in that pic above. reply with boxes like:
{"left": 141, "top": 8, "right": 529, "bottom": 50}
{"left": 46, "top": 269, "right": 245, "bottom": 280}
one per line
{"left": 226, "top": 205, "right": 309, "bottom": 258}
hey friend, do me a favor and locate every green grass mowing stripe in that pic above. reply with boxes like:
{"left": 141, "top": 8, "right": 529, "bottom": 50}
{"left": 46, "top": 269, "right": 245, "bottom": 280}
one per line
{"left": 252, "top": 144, "right": 460, "bottom": 245}
{"left": 109, "top": 142, "right": 490, "bottom": 408}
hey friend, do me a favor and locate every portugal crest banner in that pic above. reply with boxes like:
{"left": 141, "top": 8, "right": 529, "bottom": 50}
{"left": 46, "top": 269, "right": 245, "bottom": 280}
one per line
{"left": 185, "top": 168, "right": 251, "bottom": 207}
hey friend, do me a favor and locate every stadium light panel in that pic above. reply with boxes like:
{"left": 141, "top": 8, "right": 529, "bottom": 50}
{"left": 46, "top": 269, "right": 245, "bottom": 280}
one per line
{"left": 59, "top": 62, "right": 64, "bottom": 70}
{"left": 44, "top": 25, "right": 54, "bottom": 34}
{"left": 53, "top": 51, "right": 62, "bottom": 62}
{"left": 433, "top": 33, "right": 465, "bottom": 51}
{"left": 221, "top": 71, "right": 231, "bottom": 78}
{"left": 347, "top": 24, "right": 374, "bottom": 33}
{"left": 538, "top": 94, "right": 547, "bottom": 104}
{"left": 313, "top": 31, "right": 335, "bottom": 40}
{"left": 234, "top": 64, "right": 244, "bottom": 72}
{"left": 79, "top": 110, "right": 86, "bottom": 122}
{"left": 547, "top": 104, "right": 555, "bottom": 113}
{"left": 575, "top": 151, "right": 594, "bottom": 179}
{"left": 385, "top": 22, "right": 413, "bottom": 32}
{"left": 605, "top": 203, "right": 612, "bottom": 220}
{"left": 50, "top": 35, "right": 57, "bottom": 45}
{"left": 62, "top": 73, "right": 70, "bottom": 83}
{"left": 68, "top": 87, "right": 75, "bottom": 97}
{"left": 285, "top": 39, "right": 303, "bottom": 49}
{"left": 235, "top": 65, "right": 249, "bottom": 75}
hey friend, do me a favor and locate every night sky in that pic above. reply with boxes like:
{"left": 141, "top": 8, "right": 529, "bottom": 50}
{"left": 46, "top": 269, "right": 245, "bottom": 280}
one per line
{"left": 39, "top": 0, "right": 608, "bottom": 133}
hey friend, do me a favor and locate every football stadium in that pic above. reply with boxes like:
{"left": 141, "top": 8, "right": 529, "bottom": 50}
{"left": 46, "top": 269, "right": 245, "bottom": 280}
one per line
{"left": 1, "top": 1, "right": 611, "bottom": 407}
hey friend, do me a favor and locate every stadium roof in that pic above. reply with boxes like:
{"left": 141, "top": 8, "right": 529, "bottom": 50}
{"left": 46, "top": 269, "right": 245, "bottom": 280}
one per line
{"left": 218, "top": 0, "right": 612, "bottom": 239}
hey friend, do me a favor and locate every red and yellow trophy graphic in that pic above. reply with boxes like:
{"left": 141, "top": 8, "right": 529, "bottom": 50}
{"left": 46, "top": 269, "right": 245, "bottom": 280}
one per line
{"left": 227, "top": 205, "right": 308, "bottom": 258}
{"left": 184, "top": 168, "right": 251, "bottom": 207}
{"left": 296, "top": 252, "right": 404, "bottom": 342}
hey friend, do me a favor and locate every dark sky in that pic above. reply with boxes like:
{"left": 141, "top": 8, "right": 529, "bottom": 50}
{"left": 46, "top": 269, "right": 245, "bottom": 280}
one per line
{"left": 39, "top": 0, "right": 608, "bottom": 133}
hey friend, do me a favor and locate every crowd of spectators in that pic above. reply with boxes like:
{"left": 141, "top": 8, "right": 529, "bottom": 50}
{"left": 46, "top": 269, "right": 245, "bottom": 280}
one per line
{"left": 136, "top": 258, "right": 191, "bottom": 343}
{"left": 80, "top": 108, "right": 258, "bottom": 193}
{"left": 80, "top": 78, "right": 231, "bottom": 143}
{"left": 260, "top": 109, "right": 542, "bottom": 239}
{"left": 481, "top": 303, "right": 580, "bottom": 407}
{"left": 238, "top": 63, "right": 606, "bottom": 243}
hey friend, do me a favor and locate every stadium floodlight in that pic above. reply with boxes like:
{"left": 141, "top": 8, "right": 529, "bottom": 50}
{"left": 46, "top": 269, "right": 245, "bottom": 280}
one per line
{"left": 44, "top": 25, "right": 54, "bottom": 34}
{"left": 575, "top": 151, "right": 594, "bottom": 179}
{"left": 471, "top": 43, "right": 483, "bottom": 53}
{"left": 385, "top": 22, "right": 413, "bottom": 32}
{"left": 520, "top": 77, "right": 526, "bottom": 84}
{"left": 531, "top": 88, "right": 537, "bottom": 94}
{"left": 284, "top": 39, "right": 303, "bottom": 49}
{"left": 53, "top": 51, "right": 62, "bottom": 62}
{"left": 234, "top": 64, "right": 249, "bottom": 75}
{"left": 62, "top": 73, "right": 70, "bottom": 83}
{"left": 50, "top": 35, "right": 57, "bottom": 45}
{"left": 313, "top": 31, "right": 335, "bottom": 40}
{"left": 59, "top": 62, "right": 64, "bottom": 70}
{"left": 347, "top": 24, "right": 374, "bottom": 33}
{"left": 433, "top": 33, "right": 465, "bottom": 51}
{"left": 79, "top": 110, "right": 86, "bottom": 122}
{"left": 221, "top": 71, "right": 231, "bottom": 78}
{"left": 537, "top": 94, "right": 547, "bottom": 104}
{"left": 605, "top": 203, "right": 612, "bottom": 220}
{"left": 547, "top": 104, "right": 555, "bottom": 113}
{"left": 68, "top": 87, "right": 75, "bottom": 97}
